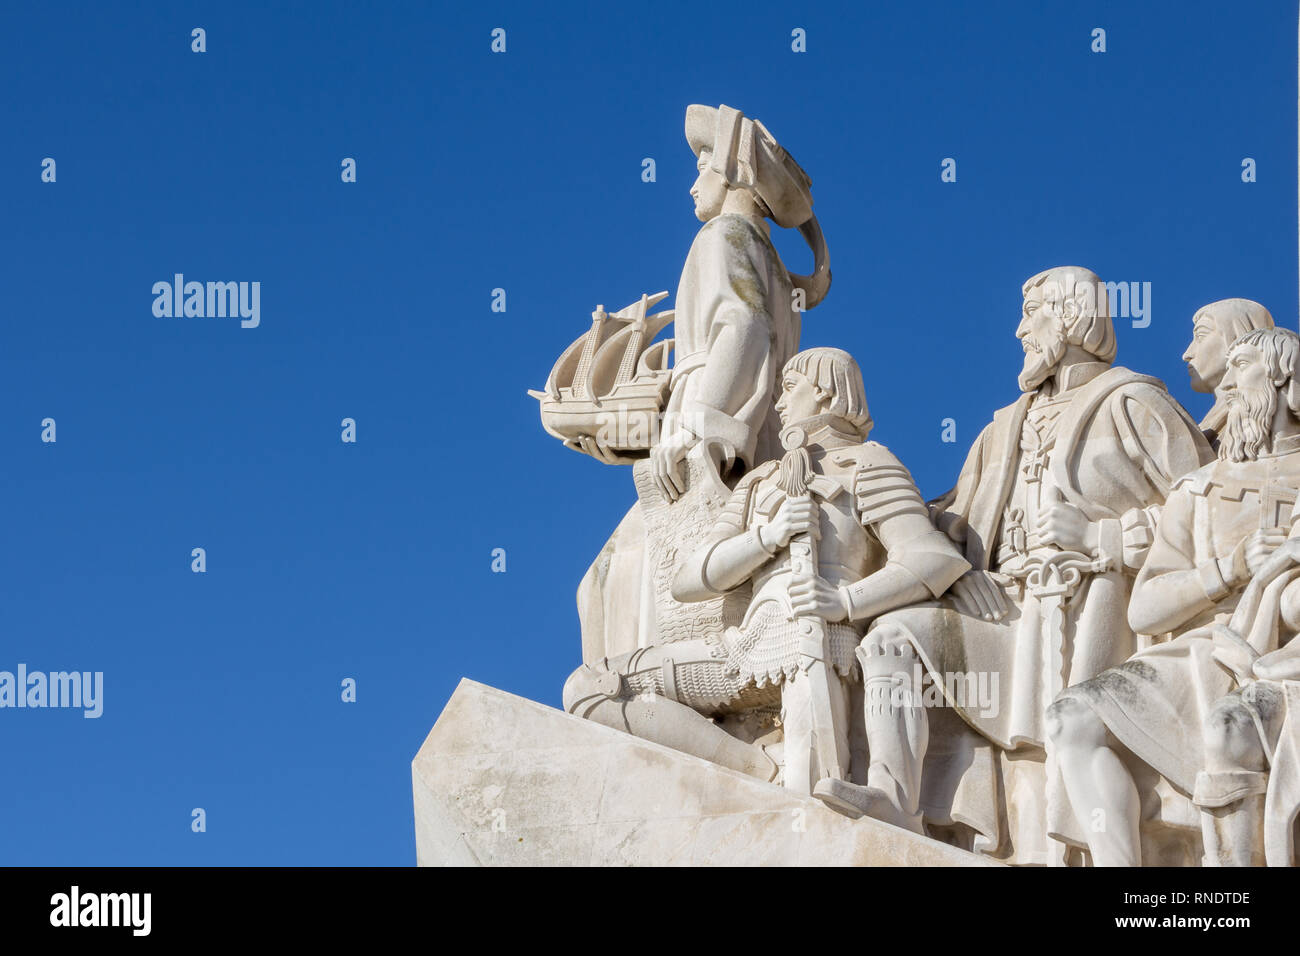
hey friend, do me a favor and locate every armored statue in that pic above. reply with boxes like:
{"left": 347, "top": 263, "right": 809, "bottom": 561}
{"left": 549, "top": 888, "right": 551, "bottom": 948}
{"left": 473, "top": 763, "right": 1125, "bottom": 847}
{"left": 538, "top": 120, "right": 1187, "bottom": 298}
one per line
{"left": 562, "top": 348, "right": 968, "bottom": 794}
{"left": 1050, "top": 327, "right": 1300, "bottom": 866}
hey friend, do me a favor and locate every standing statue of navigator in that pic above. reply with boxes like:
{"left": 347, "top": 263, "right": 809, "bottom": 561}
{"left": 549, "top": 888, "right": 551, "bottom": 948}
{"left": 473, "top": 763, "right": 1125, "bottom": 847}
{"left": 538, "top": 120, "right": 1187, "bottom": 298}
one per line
{"left": 574, "top": 104, "right": 833, "bottom": 663}
{"left": 648, "top": 103, "right": 830, "bottom": 498}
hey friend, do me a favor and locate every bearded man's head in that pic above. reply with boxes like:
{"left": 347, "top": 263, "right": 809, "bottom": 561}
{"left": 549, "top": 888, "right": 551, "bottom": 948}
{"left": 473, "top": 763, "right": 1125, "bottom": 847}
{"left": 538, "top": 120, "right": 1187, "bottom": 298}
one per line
{"left": 1016, "top": 266, "right": 1116, "bottom": 392}
{"left": 1220, "top": 327, "right": 1300, "bottom": 462}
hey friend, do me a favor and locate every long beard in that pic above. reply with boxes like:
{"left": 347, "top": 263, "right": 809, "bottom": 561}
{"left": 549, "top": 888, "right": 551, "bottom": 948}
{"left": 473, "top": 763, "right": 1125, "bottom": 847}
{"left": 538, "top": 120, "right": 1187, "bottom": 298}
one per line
{"left": 1018, "top": 333, "right": 1066, "bottom": 392}
{"left": 1220, "top": 386, "right": 1277, "bottom": 462}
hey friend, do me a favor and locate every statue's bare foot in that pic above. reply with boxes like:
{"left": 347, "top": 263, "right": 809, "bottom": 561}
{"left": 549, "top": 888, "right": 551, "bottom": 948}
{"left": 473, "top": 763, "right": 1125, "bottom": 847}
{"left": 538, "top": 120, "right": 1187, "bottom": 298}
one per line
{"left": 812, "top": 778, "right": 924, "bottom": 834}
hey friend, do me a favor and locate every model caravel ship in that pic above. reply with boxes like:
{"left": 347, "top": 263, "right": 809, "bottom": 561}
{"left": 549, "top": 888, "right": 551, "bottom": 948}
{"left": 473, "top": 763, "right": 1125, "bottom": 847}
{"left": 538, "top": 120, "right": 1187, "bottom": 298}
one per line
{"left": 529, "top": 291, "right": 675, "bottom": 463}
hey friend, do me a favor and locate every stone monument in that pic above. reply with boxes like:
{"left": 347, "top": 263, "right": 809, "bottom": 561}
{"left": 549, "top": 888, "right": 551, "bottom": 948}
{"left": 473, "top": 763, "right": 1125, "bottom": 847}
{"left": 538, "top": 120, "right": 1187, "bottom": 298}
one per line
{"left": 414, "top": 102, "right": 1300, "bottom": 867}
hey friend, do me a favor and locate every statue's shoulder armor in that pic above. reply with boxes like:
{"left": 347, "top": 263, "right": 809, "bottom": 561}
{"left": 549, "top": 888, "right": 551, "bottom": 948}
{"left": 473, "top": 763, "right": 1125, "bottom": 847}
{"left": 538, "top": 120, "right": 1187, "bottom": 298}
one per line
{"left": 722, "top": 460, "right": 781, "bottom": 523}
{"left": 823, "top": 439, "right": 912, "bottom": 474}
{"left": 722, "top": 460, "right": 780, "bottom": 512}
{"left": 737, "top": 459, "right": 781, "bottom": 489}
{"left": 837, "top": 441, "right": 928, "bottom": 526}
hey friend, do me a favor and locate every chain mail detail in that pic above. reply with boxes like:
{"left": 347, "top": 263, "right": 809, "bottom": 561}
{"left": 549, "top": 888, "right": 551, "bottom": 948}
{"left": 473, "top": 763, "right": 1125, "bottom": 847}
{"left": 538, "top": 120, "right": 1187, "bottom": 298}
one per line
{"left": 621, "top": 652, "right": 781, "bottom": 715}
{"left": 721, "top": 601, "right": 860, "bottom": 688}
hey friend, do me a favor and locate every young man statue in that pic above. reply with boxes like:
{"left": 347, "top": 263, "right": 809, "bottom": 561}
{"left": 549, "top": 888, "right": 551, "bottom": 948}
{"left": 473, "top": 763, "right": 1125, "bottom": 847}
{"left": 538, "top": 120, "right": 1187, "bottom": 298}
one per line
{"left": 563, "top": 348, "right": 968, "bottom": 795}
{"left": 1181, "top": 298, "right": 1274, "bottom": 448}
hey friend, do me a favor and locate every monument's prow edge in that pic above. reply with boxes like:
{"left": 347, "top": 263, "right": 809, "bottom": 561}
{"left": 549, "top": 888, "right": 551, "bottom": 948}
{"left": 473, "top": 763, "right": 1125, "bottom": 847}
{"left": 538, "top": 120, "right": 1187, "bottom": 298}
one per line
{"left": 412, "top": 679, "right": 999, "bottom": 867}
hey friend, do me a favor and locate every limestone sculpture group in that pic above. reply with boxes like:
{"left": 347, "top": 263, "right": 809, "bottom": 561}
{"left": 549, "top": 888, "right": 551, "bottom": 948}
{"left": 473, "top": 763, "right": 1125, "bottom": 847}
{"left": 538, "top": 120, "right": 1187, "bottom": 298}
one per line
{"left": 534, "top": 104, "right": 1300, "bottom": 867}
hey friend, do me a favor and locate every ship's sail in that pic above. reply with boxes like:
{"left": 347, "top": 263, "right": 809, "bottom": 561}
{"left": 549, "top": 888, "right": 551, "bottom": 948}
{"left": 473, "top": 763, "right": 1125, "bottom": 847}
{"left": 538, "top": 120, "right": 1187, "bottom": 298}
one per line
{"left": 529, "top": 292, "right": 675, "bottom": 464}
{"left": 586, "top": 305, "right": 674, "bottom": 400}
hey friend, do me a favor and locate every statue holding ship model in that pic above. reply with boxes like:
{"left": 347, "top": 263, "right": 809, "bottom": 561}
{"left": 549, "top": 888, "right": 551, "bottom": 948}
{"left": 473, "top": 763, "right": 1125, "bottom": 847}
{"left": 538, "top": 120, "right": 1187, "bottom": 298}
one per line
{"left": 534, "top": 104, "right": 829, "bottom": 474}
{"left": 533, "top": 104, "right": 832, "bottom": 665}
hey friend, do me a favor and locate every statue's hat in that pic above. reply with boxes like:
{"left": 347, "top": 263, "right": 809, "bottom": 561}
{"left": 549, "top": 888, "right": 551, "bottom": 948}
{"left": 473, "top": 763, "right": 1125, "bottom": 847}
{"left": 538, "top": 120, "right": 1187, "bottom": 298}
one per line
{"left": 685, "top": 104, "right": 814, "bottom": 230}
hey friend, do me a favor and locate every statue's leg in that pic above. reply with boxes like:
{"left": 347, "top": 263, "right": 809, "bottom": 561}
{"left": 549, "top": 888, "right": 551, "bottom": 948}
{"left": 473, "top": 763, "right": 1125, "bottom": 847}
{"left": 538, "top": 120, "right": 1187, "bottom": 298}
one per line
{"left": 1045, "top": 693, "right": 1141, "bottom": 867}
{"left": 778, "top": 667, "right": 852, "bottom": 796}
{"left": 1194, "top": 690, "right": 1271, "bottom": 867}
{"left": 812, "top": 622, "right": 926, "bottom": 833}
{"left": 561, "top": 640, "right": 778, "bottom": 781}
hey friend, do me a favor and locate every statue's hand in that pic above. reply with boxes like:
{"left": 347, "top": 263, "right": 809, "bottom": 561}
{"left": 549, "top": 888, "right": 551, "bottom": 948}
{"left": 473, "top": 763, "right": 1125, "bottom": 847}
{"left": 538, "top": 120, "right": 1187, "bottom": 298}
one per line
{"left": 950, "top": 569, "right": 1009, "bottom": 623}
{"left": 1037, "top": 499, "right": 1098, "bottom": 554}
{"left": 761, "top": 497, "right": 818, "bottom": 551}
{"left": 573, "top": 435, "right": 623, "bottom": 465}
{"left": 1241, "top": 527, "right": 1290, "bottom": 581}
{"left": 1211, "top": 623, "right": 1259, "bottom": 684}
{"left": 789, "top": 575, "right": 849, "bottom": 622}
{"left": 649, "top": 431, "right": 693, "bottom": 502}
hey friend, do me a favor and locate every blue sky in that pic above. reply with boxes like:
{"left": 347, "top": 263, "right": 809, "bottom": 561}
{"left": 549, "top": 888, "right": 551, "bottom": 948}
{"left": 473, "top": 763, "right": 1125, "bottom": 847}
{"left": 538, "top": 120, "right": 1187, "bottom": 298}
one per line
{"left": 0, "top": 0, "right": 1294, "bottom": 864}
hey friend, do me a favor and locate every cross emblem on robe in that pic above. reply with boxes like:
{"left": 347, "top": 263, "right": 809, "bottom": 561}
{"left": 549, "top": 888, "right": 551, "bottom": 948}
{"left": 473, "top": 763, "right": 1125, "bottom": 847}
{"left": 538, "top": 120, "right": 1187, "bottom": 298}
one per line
{"left": 1021, "top": 446, "right": 1049, "bottom": 483}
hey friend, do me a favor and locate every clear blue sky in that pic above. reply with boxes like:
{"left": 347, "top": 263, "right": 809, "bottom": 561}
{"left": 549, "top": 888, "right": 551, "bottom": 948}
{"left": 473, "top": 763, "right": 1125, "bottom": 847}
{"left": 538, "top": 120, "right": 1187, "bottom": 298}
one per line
{"left": 0, "top": 0, "right": 1294, "bottom": 865}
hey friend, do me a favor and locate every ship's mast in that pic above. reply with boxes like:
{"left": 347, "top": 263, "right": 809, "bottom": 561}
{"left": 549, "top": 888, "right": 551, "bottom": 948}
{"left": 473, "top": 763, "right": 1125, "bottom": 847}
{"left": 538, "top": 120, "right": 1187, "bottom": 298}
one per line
{"left": 572, "top": 305, "right": 608, "bottom": 399}
{"left": 614, "top": 294, "right": 650, "bottom": 387}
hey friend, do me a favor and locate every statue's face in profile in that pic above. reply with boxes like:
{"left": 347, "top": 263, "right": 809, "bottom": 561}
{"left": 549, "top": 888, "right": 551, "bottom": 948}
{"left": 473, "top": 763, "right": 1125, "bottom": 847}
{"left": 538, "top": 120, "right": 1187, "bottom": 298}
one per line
{"left": 1016, "top": 282, "right": 1068, "bottom": 391}
{"left": 1220, "top": 341, "right": 1277, "bottom": 462}
{"left": 1182, "top": 310, "right": 1228, "bottom": 394}
{"left": 1222, "top": 342, "right": 1270, "bottom": 399}
{"left": 691, "top": 150, "right": 728, "bottom": 222}
{"left": 775, "top": 369, "right": 827, "bottom": 426}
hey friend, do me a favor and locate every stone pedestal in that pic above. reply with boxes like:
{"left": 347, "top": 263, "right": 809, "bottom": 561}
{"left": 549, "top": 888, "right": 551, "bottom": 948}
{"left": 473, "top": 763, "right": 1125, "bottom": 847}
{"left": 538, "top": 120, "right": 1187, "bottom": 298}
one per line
{"left": 412, "top": 678, "right": 997, "bottom": 866}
